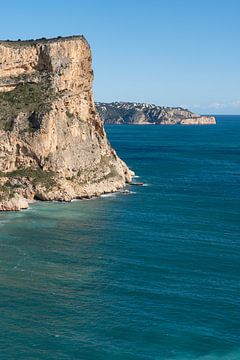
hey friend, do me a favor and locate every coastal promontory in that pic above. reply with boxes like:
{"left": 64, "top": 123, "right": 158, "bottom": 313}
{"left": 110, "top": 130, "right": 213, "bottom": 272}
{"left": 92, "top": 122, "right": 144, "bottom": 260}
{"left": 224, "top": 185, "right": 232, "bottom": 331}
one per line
{"left": 96, "top": 102, "right": 216, "bottom": 125}
{"left": 0, "top": 36, "right": 133, "bottom": 210}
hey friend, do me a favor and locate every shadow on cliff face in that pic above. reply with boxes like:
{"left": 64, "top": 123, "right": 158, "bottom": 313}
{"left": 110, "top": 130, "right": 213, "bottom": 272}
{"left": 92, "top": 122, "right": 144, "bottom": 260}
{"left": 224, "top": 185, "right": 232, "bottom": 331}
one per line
{"left": 28, "top": 112, "right": 42, "bottom": 130}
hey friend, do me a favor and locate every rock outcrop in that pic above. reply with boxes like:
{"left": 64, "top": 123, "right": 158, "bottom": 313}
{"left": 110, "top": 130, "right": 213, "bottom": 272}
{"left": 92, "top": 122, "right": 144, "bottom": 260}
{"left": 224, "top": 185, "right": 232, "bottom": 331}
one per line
{"left": 96, "top": 102, "right": 216, "bottom": 125}
{"left": 0, "top": 36, "right": 133, "bottom": 211}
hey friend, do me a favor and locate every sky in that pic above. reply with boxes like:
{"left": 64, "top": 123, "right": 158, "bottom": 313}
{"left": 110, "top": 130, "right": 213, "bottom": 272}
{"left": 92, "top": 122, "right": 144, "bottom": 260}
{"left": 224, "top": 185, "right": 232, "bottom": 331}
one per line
{"left": 1, "top": 0, "right": 240, "bottom": 114}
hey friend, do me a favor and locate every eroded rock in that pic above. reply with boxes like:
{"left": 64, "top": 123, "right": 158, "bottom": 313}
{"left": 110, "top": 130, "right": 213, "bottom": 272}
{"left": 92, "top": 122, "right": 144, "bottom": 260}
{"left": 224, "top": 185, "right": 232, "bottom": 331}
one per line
{"left": 0, "top": 36, "right": 133, "bottom": 210}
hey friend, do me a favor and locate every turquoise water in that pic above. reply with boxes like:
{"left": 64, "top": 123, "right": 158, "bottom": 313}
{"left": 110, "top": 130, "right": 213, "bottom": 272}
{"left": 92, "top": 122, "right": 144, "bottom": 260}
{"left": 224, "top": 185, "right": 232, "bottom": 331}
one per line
{"left": 0, "top": 116, "right": 239, "bottom": 359}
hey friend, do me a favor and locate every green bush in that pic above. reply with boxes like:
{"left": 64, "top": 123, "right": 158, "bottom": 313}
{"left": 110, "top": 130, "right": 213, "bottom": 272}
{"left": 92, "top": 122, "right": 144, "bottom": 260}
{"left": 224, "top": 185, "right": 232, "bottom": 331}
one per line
{"left": 0, "top": 83, "right": 53, "bottom": 131}
{"left": 0, "top": 168, "right": 56, "bottom": 189}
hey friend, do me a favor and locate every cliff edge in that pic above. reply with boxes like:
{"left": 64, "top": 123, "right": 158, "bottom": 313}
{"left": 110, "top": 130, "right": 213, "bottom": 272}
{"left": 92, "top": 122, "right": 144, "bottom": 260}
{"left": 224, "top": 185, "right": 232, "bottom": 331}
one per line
{"left": 0, "top": 36, "right": 133, "bottom": 211}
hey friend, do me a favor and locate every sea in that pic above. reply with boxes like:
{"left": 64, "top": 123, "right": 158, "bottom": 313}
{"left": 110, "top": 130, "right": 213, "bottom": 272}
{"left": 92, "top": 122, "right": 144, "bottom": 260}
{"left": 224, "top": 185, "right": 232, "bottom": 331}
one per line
{"left": 0, "top": 115, "right": 239, "bottom": 360}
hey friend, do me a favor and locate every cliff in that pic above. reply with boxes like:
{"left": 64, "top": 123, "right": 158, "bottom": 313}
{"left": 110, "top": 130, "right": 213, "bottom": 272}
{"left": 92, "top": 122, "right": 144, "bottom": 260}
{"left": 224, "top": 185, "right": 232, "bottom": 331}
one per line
{"left": 0, "top": 36, "right": 133, "bottom": 211}
{"left": 96, "top": 102, "right": 216, "bottom": 125}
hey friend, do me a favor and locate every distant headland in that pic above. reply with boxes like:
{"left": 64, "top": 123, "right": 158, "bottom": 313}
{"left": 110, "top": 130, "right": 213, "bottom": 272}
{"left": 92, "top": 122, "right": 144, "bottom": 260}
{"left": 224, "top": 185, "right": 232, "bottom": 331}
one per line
{"left": 96, "top": 102, "right": 216, "bottom": 125}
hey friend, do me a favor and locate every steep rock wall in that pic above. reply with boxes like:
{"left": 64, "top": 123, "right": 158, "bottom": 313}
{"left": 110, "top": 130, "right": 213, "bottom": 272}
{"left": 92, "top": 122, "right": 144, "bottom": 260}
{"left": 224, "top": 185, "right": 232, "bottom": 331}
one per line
{"left": 0, "top": 36, "right": 133, "bottom": 210}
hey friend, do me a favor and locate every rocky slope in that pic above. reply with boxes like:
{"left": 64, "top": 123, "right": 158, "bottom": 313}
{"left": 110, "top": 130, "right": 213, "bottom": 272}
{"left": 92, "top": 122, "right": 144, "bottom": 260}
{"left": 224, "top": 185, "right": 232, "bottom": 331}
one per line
{"left": 0, "top": 36, "right": 133, "bottom": 211}
{"left": 96, "top": 102, "right": 216, "bottom": 125}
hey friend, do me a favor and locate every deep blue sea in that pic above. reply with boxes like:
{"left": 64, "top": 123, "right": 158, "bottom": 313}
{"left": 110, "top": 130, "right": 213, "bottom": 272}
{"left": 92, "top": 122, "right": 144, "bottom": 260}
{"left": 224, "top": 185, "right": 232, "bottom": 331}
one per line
{"left": 0, "top": 115, "right": 239, "bottom": 359}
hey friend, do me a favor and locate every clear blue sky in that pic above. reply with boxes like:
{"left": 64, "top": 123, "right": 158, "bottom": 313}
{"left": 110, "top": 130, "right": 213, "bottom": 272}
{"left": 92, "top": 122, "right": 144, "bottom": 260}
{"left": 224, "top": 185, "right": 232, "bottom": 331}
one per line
{"left": 1, "top": 0, "right": 240, "bottom": 114}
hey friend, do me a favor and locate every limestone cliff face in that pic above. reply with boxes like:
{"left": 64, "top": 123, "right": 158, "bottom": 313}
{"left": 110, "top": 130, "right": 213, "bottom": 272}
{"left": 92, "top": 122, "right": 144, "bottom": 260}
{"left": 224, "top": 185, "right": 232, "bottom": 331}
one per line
{"left": 0, "top": 36, "right": 133, "bottom": 210}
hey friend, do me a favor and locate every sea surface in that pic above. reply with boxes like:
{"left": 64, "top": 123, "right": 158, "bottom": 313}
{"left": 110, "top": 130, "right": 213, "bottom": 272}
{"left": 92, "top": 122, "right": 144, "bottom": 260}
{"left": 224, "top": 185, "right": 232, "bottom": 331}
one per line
{"left": 0, "top": 115, "right": 239, "bottom": 360}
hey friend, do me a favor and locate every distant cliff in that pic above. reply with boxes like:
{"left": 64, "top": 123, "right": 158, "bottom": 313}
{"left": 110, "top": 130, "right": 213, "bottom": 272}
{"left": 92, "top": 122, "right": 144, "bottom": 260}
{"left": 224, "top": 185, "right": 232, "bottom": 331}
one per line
{"left": 0, "top": 36, "right": 133, "bottom": 211}
{"left": 96, "top": 102, "right": 216, "bottom": 125}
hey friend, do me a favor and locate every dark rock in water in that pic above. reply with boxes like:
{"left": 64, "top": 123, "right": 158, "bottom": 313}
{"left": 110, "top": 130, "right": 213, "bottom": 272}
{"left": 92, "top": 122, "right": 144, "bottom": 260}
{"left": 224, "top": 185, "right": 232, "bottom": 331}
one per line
{"left": 130, "top": 182, "right": 144, "bottom": 186}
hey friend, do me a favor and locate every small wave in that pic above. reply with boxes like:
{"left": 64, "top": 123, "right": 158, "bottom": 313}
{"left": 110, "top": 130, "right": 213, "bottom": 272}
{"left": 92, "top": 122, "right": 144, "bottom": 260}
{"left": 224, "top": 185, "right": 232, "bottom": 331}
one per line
{"left": 0, "top": 219, "right": 12, "bottom": 226}
{"left": 100, "top": 193, "right": 116, "bottom": 198}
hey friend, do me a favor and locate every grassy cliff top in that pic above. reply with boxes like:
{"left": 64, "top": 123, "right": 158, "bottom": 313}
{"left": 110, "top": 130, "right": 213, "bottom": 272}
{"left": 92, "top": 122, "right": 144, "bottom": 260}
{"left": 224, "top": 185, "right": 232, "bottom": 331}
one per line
{"left": 0, "top": 35, "right": 86, "bottom": 47}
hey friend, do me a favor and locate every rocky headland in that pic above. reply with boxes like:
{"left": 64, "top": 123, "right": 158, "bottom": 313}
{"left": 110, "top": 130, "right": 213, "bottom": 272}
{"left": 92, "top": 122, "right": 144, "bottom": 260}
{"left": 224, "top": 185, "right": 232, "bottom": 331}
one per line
{"left": 96, "top": 102, "right": 216, "bottom": 125}
{"left": 0, "top": 36, "right": 133, "bottom": 211}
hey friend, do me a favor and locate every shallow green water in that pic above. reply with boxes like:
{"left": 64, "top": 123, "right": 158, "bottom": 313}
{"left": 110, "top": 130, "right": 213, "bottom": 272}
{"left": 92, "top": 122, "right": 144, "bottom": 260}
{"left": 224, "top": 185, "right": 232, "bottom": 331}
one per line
{"left": 0, "top": 116, "right": 239, "bottom": 359}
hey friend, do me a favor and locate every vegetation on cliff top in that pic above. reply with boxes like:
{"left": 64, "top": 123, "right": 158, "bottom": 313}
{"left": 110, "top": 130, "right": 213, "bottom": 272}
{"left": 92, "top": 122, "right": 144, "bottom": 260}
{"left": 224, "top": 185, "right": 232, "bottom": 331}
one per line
{"left": 0, "top": 35, "right": 85, "bottom": 47}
